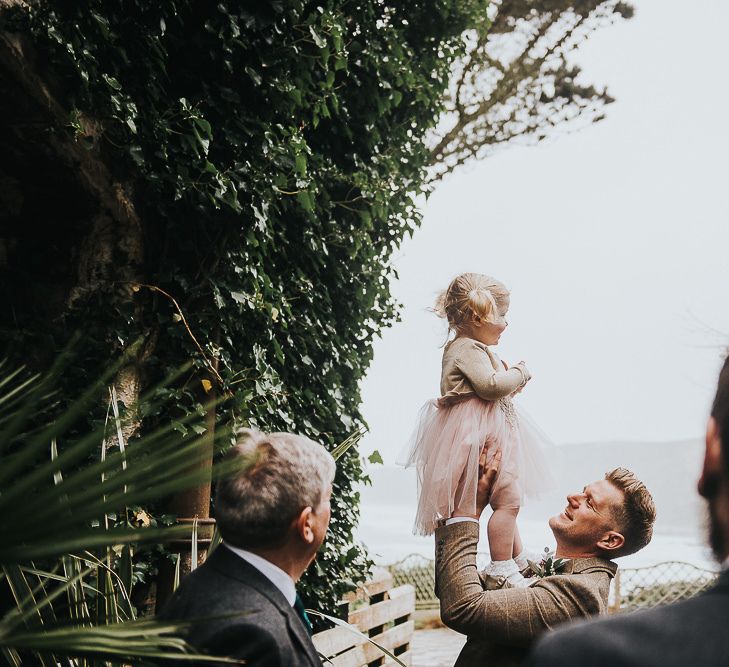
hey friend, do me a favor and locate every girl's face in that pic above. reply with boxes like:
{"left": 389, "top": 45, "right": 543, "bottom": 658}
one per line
{"left": 467, "top": 297, "right": 509, "bottom": 346}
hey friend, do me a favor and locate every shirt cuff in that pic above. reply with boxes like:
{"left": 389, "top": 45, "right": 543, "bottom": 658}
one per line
{"left": 445, "top": 516, "right": 479, "bottom": 526}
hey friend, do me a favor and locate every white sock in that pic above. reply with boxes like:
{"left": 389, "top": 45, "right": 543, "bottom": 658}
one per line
{"left": 484, "top": 559, "right": 531, "bottom": 587}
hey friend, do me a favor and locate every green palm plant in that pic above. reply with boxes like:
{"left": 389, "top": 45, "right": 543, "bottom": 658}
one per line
{"left": 0, "top": 357, "right": 376, "bottom": 666}
{"left": 0, "top": 359, "right": 241, "bottom": 665}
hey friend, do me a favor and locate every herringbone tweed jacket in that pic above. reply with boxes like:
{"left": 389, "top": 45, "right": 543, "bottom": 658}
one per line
{"left": 435, "top": 522, "right": 617, "bottom": 667}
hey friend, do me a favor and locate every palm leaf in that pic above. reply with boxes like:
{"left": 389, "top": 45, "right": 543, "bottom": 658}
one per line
{"left": 4, "top": 620, "right": 243, "bottom": 662}
{"left": 330, "top": 428, "right": 366, "bottom": 461}
{"left": 306, "top": 609, "right": 408, "bottom": 667}
{"left": 0, "top": 361, "right": 250, "bottom": 663}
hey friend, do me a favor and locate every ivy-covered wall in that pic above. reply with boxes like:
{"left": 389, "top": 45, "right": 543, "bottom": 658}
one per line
{"left": 0, "top": 1, "right": 489, "bottom": 614}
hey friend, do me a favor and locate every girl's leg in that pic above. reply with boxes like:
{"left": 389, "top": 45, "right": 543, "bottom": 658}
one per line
{"left": 485, "top": 506, "right": 531, "bottom": 587}
{"left": 487, "top": 507, "right": 519, "bottom": 561}
{"left": 512, "top": 522, "right": 535, "bottom": 570}
{"left": 512, "top": 522, "right": 523, "bottom": 559}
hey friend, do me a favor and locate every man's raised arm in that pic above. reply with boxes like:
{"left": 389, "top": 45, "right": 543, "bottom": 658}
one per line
{"left": 434, "top": 521, "right": 604, "bottom": 645}
{"left": 434, "top": 449, "right": 606, "bottom": 645}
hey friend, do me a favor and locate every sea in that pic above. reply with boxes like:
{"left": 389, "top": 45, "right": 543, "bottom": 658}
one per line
{"left": 355, "top": 438, "right": 717, "bottom": 572}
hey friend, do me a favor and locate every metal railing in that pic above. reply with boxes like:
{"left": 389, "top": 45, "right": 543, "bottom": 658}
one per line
{"left": 386, "top": 553, "right": 719, "bottom": 613}
{"left": 611, "top": 560, "right": 718, "bottom": 612}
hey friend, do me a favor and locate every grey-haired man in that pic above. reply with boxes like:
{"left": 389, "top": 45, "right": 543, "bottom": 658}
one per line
{"left": 159, "top": 429, "right": 333, "bottom": 666}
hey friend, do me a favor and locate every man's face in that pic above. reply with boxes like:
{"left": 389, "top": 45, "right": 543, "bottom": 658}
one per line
{"left": 549, "top": 479, "right": 624, "bottom": 553}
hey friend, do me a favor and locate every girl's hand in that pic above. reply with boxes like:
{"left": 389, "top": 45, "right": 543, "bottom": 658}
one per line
{"left": 512, "top": 361, "right": 530, "bottom": 395}
{"left": 514, "top": 361, "right": 531, "bottom": 381}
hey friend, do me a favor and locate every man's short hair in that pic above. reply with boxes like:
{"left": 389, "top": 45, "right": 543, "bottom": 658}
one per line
{"left": 605, "top": 467, "right": 656, "bottom": 557}
{"left": 215, "top": 428, "right": 336, "bottom": 549}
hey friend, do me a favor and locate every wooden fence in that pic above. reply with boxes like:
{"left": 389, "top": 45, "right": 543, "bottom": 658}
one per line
{"left": 313, "top": 567, "right": 416, "bottom": 666}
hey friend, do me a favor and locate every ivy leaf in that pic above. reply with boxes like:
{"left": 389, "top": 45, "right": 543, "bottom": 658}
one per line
{"left": 309, "top": 26, "right": 326, "bottom": 48}
{"left": 295, "top": 153, "right": 307, "bottom": 177}
{"left": 367, "top": 450, "right": 383, "bottom": 465}
{"left": 102, "top": 74, "right": 122, "bottom": 90}
{"left": 296, "top": 190, "right": 314, "bottom": 213}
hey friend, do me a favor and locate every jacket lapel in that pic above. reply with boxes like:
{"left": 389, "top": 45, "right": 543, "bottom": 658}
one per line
{"left": 283, "top": 604, "right": 322, "bottom": 666}
{"left": 207, "top": 547, "right": 321, "bottom": 666}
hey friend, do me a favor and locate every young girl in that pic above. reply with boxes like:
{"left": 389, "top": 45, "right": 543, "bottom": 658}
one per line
{"left": 399, "top": 273, "right": 552, "bottom": 586}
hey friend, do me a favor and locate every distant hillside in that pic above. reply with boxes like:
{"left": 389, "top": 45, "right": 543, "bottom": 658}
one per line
{"left": 363, "top": 438, "right": 707, "bottom": 539}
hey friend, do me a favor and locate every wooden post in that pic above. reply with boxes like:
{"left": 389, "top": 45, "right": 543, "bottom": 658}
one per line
{"left": 155, "top": 372, "right": 217, "bottom": 612}
{"left": 610, "top": 569, "right": 622, "bottom": 613}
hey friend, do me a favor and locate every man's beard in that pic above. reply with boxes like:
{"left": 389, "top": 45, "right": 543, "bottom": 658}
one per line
{"left": 708, "top": 501, "right": 724, "bottom": 561}
{"left": 703, "top": 471, "right": 726, "bottom": 561}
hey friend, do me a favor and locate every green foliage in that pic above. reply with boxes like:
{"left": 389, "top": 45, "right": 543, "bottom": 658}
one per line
{"left": 8, "top": 0, "right": 489, "bottom": 616}
{"left": 0, "top": 361, "right": 241, "bottom": 664}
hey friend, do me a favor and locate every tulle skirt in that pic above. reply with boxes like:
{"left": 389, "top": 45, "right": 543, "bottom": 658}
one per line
{"left": 398, "top": 395, "right": 554, "bottom": 536}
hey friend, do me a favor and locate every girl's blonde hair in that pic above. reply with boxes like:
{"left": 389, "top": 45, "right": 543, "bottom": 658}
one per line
{"left": 435, "top": 273, "right": 510, "bottom": 335}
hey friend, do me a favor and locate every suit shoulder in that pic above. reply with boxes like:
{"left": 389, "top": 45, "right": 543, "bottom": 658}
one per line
{"left": 160, "top": 561, "right": 282, "bottom": 621}
{"left": 530, "top": 592, "right": 726, "bottom": 666}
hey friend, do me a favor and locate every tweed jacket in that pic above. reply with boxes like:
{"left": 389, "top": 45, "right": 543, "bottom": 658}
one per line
{"left": 435, "top": 522, "right": 617, "bottom": 667}
{"left": 158, "top": 545, "right": 321, "bottom": 667}
{"left": 527, "top": 570, "right": 729, "bottom": 667}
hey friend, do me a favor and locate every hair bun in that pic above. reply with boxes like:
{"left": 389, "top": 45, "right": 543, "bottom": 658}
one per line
{"left": 433, "top": 273, "right": 510, "bottom": 335}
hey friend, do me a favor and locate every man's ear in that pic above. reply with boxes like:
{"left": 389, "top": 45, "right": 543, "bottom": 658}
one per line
{"left": 597, "top": 530, "right": 625, "bottom": 554}
{"left": 699, "top": 417, "right": 723, "bottom": 499}
{"left": 294, "top": 507, "right": 315, "bottom": 544}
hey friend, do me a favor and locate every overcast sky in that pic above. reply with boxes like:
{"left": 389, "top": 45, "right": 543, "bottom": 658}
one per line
{"left": 359, "top": 0, "right": 729, "bottom": 463}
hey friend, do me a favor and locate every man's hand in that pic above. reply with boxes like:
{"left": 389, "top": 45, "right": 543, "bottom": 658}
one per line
{"left": 451, "top": 449, "right": 501, "bottom": 520}
{"left": 475, "top": 449, "right": 501, "bottom": 516}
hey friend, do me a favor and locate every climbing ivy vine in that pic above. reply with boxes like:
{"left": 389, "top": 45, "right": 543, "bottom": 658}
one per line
{"left": 6, "top": 0, "right": 490, "bottom": 615}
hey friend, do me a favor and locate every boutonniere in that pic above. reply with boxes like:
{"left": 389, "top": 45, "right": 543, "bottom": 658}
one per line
{"left": 527, "top": 548, "right": 569, "bottom": 579}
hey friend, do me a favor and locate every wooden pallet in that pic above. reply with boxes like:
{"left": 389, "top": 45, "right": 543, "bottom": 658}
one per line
{"left": 313, "top": 568, "right": 415, "bottom": 666}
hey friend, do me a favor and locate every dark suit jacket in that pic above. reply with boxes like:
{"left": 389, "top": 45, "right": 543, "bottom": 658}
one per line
{"left": 527, "top": 570, "right": 729, "bottom": 667}
{"left": 158, "top": 545, "right": 321, "bottom": 667}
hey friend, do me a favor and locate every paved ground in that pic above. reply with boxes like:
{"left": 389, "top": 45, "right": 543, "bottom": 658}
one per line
{"left": 410, "top": 628, "right": 466, "bottom": 667}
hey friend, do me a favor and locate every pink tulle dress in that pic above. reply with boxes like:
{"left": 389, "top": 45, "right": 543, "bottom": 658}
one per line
{"left": 398, "top": 337, "right": 553, "bottom": 536}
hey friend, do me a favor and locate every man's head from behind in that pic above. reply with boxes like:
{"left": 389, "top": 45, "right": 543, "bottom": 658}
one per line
{"left": 549, "top": 468, "right": 656, "bottom": 560}
{"left": 699, "top": 354, "right": 729, "bottom": 561}
{"left": 215, "top": 428, "right": 336, "bottom": 575}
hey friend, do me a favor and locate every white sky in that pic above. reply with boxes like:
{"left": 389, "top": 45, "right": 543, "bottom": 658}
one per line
{"left": 359, "top": 0, "right": 729, "bottom": 461}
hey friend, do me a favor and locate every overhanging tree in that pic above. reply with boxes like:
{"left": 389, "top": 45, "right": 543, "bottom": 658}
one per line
{"left": 428, "top": 0, "right": 634, "bottom": 180}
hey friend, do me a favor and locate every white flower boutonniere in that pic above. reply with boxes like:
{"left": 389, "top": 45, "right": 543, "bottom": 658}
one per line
{"left": 527, "top": 547, "right": 569, "bottom": 579}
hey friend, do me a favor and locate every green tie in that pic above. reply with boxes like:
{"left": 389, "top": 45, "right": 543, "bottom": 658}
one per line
{"left": 294, "top": 593, "right": 313, "bottom": 635}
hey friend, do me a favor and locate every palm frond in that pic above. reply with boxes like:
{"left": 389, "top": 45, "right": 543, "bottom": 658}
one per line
{"left": 306, "top": 609, "right": 408, "bottom": 667}
{"left": 330, "top": 428, "right": 367, "bottom": 461}
{"left": 4, "top": 619, "right": 242, "bottom": 662}
{"left": 0, "top": 361, "right": 249, "bottom": 663}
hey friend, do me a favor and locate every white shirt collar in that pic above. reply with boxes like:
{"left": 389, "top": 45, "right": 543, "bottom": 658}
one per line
{"left": 223, "top": 542, "right": 297, "bottom": 606}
